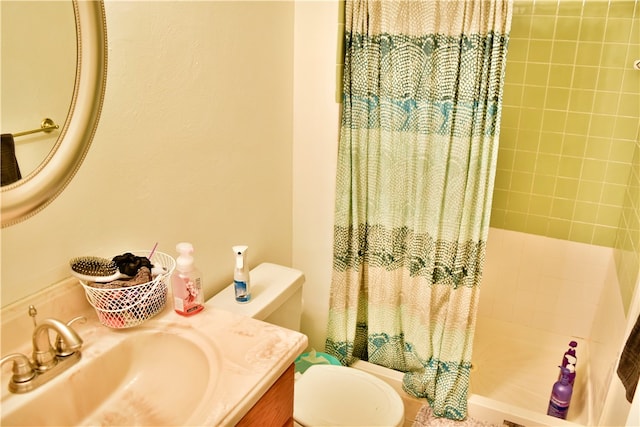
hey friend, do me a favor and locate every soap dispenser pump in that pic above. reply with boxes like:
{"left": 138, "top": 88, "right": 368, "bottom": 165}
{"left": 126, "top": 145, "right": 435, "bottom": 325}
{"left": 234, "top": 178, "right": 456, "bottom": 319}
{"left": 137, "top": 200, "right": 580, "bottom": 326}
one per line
{"left": 171, "top": 242, "right": 204, "bottom": 316}
{"left": 232, "top": 245, "right": 251, "bottom": 303}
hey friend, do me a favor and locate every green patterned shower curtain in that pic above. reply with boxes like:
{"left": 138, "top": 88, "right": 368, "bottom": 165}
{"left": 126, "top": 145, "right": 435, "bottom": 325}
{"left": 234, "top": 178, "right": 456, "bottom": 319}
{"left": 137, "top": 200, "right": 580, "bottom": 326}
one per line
{"left": 325, "top": 0, "right": 512, "bottom": 420}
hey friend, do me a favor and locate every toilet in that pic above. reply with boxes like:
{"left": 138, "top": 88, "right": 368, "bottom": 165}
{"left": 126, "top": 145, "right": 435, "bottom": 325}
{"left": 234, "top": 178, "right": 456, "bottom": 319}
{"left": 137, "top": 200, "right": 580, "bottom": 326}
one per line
{"left": 208, "top": 263, "right": 405, "bottom": 427}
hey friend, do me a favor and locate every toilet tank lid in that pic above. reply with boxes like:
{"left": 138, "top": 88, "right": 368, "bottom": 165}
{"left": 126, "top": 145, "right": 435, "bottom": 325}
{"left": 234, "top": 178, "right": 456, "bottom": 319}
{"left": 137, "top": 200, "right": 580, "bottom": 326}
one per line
{"left": 207, "top": 263, "right": 304, "bottom": 320}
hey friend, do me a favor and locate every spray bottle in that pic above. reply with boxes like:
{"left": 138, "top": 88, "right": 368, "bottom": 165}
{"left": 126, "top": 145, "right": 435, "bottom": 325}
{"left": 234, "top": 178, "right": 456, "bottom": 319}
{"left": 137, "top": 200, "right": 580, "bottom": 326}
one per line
{"left": 171, "top": 242, "right": 204, "bottom": 316}
{"left": 547, "top": 366, "right": 573, "bottom": 420}
{"left": 559, "top": 341, "right": 578, "bottom": 386}
{"left": 232, "top": 245, "right": 251, "bottom": 303}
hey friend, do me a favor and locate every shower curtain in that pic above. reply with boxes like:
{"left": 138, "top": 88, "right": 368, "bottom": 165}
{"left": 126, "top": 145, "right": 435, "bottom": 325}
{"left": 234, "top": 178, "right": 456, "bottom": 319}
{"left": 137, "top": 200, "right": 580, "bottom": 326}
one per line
{"left": 325, "top": 0, "right": 512, "bottom": 420}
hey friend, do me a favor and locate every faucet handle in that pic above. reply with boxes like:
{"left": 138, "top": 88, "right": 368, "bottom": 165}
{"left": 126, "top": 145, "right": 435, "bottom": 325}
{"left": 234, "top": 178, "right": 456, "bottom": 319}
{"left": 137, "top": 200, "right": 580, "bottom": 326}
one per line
{"left": 55, "top": 316, "right": 87, "bottom": 357}
{"left": 1, "top": 353, "right": 36, "bottom": 384}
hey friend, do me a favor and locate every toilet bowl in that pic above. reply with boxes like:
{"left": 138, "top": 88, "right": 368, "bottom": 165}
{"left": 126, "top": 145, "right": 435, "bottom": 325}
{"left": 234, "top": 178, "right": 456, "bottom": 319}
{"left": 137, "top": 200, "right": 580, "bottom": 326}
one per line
{"left": 294, "top": 364, "right": 404, "bottom": 427}
{"left": 208, "top": 263, "right": 405, "bottom": 427}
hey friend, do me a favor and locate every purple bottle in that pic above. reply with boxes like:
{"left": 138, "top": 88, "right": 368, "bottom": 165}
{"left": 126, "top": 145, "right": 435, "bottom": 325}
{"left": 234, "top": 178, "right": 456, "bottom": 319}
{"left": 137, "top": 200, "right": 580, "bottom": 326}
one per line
{"left": 548, "top": 366, "right": 573, "bottom": 420}
{"left": 559, "top": 341, "right": 577, "bottom": 386}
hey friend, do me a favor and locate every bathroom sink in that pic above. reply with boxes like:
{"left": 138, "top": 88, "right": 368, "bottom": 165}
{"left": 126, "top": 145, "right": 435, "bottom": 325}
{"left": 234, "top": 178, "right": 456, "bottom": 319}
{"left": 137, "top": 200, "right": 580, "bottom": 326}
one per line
{"left": 1, "top": 329, "right": 219, "bottom": 426}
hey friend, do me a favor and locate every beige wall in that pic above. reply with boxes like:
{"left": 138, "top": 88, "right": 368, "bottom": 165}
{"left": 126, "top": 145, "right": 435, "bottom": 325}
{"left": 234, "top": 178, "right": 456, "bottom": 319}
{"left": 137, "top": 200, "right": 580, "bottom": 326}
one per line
{"left": 1, "top": 1, "right": 295, "bottom": 306}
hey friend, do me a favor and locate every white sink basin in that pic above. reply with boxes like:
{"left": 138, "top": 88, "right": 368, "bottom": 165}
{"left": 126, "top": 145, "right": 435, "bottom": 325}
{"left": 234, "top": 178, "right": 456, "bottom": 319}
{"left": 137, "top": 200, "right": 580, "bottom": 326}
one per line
{"left": 1, "top": 329, "right": 219, "bottom": 426}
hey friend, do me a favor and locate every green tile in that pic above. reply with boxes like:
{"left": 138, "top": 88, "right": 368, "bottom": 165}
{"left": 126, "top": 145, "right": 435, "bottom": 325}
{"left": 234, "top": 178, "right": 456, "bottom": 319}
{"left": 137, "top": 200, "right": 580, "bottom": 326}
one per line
{"left": 525, "top": 62, "right": 551, "bottom": 86}
{"left": 582, "top": 1, "right": 608, "bottom": 18}
{"left": 582, "top": 158, "right": 608, "bottom": 181}
{"left": 597, "top": 204, "right": 623, "bottom": 227}
{"left": 592, "top": 91, "right": 620, "bottom": 115}
{"left": 555, "top": 17, "right": 581, "bottom": 40}
{"left": 545, "top": 88, "right": 570, "bottom": 110}
{"left": 569, "top": 222, "right": 595, "bottom": 244}
{"left": 519, "top": 108, "right": 544, "bottom": 130}
{"left": 597, "top": 68, "right": 625, "bottom": 91}
{"left": 551, "top": 41, "right": 578, "bottom": 64}
{"left": 505, "top": 61, "right": 526, "bottom": 83}
{"left": 609, "top": 139, "right": 637, "bottom": 162}
{"left": 526, "top": 215, "right": 549, "bottom": 235}
{"left": 543, "top": 110, "right": 567, "bottom": 132}
{"left": 529, "top": 194, "right": 553, "bottom": 216}
{"left": 536, "top": 153, "right": 560, "bottom": 175}
{"left": 491, "top": 189, "right": 509, "bottom": 210}
{"left": 605, "top": 19, "right": 633, "bottom": 43}
{"left": 503, "top": 83, "right": 524, "bottom": 106}
{"left": 577, "top": 180, "right": 603, "bottom": 203}
{"left": 530, "top": 16, "right": 556, "bottom": 39}
{"left": 576, "top": 42, "right": 602, "bottom": 66}
{"left": 590, "top": 114, "right": 616, "bottom": 138}
{"left": 493, "top": 167, "right": 512, "bottom": 190}
{"left": 507, "top": 45, "right": 529, "bottom": 63}
{"left": 547, "top": 218, "right": 571, "bottom": 240}
{"left": 528, "top": 41, "right": 553, "bottom": 63}
{"left": 613, "top": 117, "right": 640, "bottom": 140}
{"left": 548, "top": 65, "right": 574, "bottom": 88}
{"left": 579, "top": 18, "right": 606, "bottom": 42}
{"left": 600, "top": 44, "right": 628, "bottom": 67}
{"left": 533, "top": 2, "right": 557, "bottom": 16}
{"left": 605, "top": 162, "right": 632, "bottom": 185}
{"left": 592, "top": 225, "right": 617, "bottom": 247}
{"left": 572, "top": 67, "right": 599, "bottom": 90}
{"left": 574, "top": 201, "right": 599, "bottom": 222}
{"left": 514, "top": 150, "right": 537, "bottom": 173}
{"left": 619, "top": 93, "right": 640, "bottom": 117}
{"left": 501, "top": 105, "right": 521, "bottom": 126}
{"left": 557, "top": 1, "right": 582, "bottom": 17}
{"left": 518, "top": 129, "right": 542, "bottom": 151}
{"left": 511, "top": 171, "right": 534, "bottom": 192}
{"left": 585, "top": 137, "right": 612, "bottom": 160}
{"left": 522, "top": 86, "right": 547, "bottom": 107}
{"left": 565, "top": 112, "right": 591, "bottom": 135}
{"left": 489, "top": 209, "right": 506, "bottom": 228}
{"left": 499, "top": 129, "right": 518, "bottom": 149}
{"left": 555, "top": 177, "right": 579, "bottom": 198}
{"left": 509, "top": 191, "right": 531, "bottom": 212}
{"left": 532, "top": 174, "right": 557, "bottom": 195}
{"left": 608, "top": 1, "right": 637, "bottom": 18}
{"left": 569, "top": 90, "right": 595, "bottom": 113}
{"left": 601, "top": 183, "right": 627, "bottom": 205}
{"left": 562, "top": 135, "right": 587, "bottom": 157}
{"left": 621, "top": 70, "right": 640, "bottom": 93}
{"left": 510, "top": 15, "right": 533, "bottom": 39}
{"left": 503, "top": 210, "right": 528, "bottom": 230}
{"left": 558, "top": 156, "right": 583, "bottom": 178}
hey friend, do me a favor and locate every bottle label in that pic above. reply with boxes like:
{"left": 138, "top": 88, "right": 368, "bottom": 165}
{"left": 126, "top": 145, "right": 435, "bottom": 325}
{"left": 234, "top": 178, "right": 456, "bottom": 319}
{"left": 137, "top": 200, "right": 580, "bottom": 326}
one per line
{"left": 234, "top": 280, "right": 250, "bottom": 302}
{"left": 547, "top": 395, "right": 569, "bottom": 419}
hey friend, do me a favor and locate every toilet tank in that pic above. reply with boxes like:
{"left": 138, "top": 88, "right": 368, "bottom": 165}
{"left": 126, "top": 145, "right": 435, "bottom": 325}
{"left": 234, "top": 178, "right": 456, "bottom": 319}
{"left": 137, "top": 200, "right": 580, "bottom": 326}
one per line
{"left": 207, "top": 263, "right": 305, "bottom": 331}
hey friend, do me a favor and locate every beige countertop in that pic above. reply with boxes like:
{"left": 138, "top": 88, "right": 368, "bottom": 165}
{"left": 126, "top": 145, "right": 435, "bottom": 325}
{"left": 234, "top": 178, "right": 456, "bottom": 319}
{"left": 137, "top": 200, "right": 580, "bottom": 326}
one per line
{"left": 1, "top": 277, "right": 308, "bottom": 426}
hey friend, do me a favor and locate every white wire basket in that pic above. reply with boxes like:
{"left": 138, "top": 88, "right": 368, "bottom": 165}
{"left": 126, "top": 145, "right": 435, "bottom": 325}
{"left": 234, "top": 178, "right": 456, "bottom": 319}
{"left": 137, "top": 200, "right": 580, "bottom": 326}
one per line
{"left": 80, "top": 251, "right": 175, "bottom": 329}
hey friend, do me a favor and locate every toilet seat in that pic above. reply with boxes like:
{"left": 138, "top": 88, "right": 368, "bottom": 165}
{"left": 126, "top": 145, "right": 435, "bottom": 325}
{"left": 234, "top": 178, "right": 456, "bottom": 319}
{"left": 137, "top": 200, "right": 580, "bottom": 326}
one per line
{"left": 293, "top": 364, "right": 404, "bottom": 427}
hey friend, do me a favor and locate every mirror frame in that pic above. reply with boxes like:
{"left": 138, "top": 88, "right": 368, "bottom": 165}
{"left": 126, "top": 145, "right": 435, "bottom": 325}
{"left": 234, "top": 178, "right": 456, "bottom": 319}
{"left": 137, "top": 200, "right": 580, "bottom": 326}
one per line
{"left": 1, "top": 0, "right": 107, "bottom": 227}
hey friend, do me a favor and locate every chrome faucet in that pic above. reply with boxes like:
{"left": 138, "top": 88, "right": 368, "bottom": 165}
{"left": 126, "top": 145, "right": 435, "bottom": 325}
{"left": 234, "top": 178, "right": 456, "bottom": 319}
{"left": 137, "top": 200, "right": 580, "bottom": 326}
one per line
{"left": 32, "top": 317, "right": 83, "bottom": 371}
{"left": 1, "top": 306, "right": 85, "bottom": 393}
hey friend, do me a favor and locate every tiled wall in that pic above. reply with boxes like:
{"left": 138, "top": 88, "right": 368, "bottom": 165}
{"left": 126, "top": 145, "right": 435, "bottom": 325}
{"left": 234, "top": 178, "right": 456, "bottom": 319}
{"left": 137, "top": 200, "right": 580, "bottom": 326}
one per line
{"left": 491, "top": 0, "right": 640, "bottom": 248}
{"left": 614, "top": 134, "right": 640, "bottom": 313}
{"left": 478, "top": 227, "right": 619, "bottom": 339}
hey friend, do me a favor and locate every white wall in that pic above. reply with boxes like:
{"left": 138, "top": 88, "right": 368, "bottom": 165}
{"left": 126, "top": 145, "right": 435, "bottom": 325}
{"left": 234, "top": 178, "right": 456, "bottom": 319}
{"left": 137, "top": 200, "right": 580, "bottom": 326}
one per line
{"left": 1, "top": 1, "right": 296, "bottom": 306}
{"left": 292, "top": 0, "right": 340, "bottom": 352}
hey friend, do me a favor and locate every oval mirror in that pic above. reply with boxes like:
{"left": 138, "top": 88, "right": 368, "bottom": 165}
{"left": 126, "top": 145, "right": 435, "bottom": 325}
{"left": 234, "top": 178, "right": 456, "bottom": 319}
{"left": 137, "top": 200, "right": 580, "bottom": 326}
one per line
{"left": 1, "top": 0, "right": 107, "bottom": 227}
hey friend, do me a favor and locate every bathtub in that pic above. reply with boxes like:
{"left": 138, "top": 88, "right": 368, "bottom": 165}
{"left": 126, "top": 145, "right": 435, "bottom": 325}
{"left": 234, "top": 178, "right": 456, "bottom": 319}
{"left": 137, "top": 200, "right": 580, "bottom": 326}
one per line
{"left": 351, "top": 227, "right": 635, "bottom": 427}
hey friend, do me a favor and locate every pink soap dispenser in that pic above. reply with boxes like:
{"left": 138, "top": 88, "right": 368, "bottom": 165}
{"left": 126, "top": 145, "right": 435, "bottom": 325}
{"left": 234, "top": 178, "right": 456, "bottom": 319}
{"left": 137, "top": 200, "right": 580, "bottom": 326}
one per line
{"left": 171, "top": 242, "right": 204, "bottom": 316}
